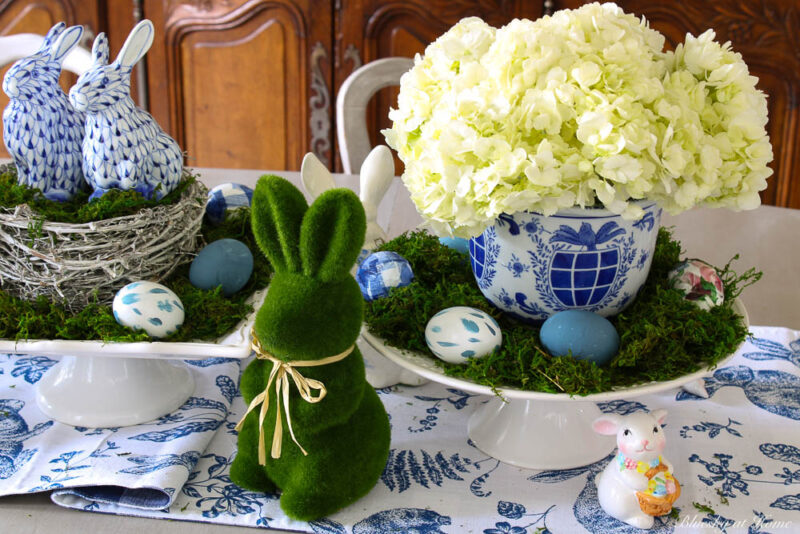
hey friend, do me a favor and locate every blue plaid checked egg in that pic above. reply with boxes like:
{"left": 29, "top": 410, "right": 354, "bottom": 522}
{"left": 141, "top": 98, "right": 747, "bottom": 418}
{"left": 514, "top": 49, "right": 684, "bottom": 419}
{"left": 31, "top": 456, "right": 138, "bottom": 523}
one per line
{"left": 205, "top": 183, "right": 254, "bottom": 225}
{"left": 356, "top": 251, "right": 414, "bottom": 301}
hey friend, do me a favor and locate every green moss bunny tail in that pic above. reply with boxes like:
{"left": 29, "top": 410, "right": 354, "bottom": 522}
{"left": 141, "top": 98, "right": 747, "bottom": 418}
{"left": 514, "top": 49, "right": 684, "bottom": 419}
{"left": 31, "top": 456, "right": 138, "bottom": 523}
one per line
{"left": 230, "top": 174, "right": 391, "bottom": 521}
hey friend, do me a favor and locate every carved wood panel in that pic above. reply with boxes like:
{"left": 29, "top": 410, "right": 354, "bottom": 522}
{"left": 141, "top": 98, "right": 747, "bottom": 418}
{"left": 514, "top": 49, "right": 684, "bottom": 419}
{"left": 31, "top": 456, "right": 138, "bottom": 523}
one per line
{"left": 555, "top": 0, "right": 800, "bottom": 209}
{"left": 334, "top": 0, "right": 546, "bottom": 172}
{"left": 143, "top": 0, "right": 329, "bottom": 170}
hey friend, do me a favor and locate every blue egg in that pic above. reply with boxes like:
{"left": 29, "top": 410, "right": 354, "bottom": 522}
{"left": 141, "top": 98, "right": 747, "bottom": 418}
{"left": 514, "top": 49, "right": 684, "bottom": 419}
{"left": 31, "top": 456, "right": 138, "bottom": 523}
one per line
{"left": 189, "top": 239, "right": 254, "bottom": 296}
{"left": 356, "top": 251, "right": 414, "bottom": 301}
{"left": 539, "top": 310, "right": 619, "bottom": 365}
{"left": 205, "top": 183, "right": 254, "bottom": 225}
{"left": 438, "top": 236, "right": 470, "bottom": 255}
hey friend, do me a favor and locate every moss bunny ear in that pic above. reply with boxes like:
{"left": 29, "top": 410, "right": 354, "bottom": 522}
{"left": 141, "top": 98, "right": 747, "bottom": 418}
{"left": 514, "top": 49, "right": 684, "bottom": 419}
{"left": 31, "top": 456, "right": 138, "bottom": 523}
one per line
{"left": 299, "top": 188, "right": 366, "bottom": 281}
{"left": 250, "top": 175, "right": 308, "bottom": 272}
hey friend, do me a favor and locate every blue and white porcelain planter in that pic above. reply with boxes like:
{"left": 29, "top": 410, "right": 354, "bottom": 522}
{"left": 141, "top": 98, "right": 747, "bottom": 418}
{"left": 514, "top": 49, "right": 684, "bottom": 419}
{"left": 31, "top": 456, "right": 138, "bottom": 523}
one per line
{"left": 469, "top": 201, "right": 662, "bottom": 322}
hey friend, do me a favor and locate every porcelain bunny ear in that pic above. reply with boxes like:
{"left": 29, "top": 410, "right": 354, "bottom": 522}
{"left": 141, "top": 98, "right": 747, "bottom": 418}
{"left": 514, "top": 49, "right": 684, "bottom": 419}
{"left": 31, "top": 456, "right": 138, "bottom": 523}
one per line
{"left": 91, "top": 32, "right": 109, "bottom": 65}
{"left": 592, "top": 414, "right": 622, "bottom": 435}
{"left": 301, "top": 152, "right": 335, "bottom": 201}
{"left": 359, "top": 145, "right": 393, "bottom": 242}
{"left": 49, "top": 25, "right": 84, "bottom": 65}
{"left": 40, "top": 22, "right": 66, "bottom": 52}
{"left": 359, "top": 145, "right": 394, "bottom": 208}
{"left": 115, "top": 19, "right": 154, "bottom": 68}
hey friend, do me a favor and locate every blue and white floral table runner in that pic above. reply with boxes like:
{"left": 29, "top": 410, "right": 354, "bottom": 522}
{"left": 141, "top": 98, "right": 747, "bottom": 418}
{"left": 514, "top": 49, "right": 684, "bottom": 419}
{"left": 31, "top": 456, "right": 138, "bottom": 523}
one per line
{"left": 2, "top": 326, "right": 799, "bottom": 533}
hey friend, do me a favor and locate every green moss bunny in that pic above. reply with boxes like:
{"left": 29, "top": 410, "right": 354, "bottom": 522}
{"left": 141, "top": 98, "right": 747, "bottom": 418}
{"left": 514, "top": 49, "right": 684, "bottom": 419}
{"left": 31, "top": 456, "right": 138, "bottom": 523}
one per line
{"left": 230, "top": 175, "right": 391, "bottom": 521}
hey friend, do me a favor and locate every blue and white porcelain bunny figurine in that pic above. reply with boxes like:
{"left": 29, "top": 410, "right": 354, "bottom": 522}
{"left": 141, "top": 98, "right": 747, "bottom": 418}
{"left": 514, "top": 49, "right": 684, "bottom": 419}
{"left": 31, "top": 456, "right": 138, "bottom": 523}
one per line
{"left": 2, "top": 23, "right": 86, "bottom": 202}
{"left": 69, "top": 20, "right": 182, "bottom": 201}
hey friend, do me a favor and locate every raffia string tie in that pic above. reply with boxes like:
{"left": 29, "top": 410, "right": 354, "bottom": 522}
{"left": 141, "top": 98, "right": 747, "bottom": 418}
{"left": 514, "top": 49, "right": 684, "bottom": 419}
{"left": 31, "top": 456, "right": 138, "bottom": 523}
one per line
{"left": 235, "top": 328, "right": 354, "bottom": 464}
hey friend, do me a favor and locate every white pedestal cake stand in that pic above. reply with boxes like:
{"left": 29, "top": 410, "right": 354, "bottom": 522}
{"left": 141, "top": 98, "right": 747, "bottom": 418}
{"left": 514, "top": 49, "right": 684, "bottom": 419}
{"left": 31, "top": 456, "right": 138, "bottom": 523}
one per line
{"left": 362, "top": 299, "right": 748, "bottom": 470}
{"left": 0, "top": 289, "right": 266, "bottom": 428}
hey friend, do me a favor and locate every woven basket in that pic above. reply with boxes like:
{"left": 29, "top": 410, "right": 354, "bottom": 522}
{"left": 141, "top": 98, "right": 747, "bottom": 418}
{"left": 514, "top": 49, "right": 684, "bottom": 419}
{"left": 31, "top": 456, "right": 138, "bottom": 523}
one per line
{"left": 636, "top": 463, "right": 681, "bottom": 517}
{"left": 0, "top": 171, "right": 206, "bottom": 310}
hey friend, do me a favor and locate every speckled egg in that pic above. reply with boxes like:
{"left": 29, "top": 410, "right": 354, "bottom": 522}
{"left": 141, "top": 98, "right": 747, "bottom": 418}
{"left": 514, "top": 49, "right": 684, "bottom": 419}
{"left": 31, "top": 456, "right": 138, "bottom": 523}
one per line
{"left": 189, "top": 238, "right": 254, "bottom": 296}
{"left": 540, "top": 310, "right": 619, "bottom": 365}
{"left": 438, "top": 236, "right": 470, "bottom": 255}
{"left": 205, "top": 183, "right": 254, "bottom": 225}
{"left": 668, "top": 259, "right": 724, "bottom": 311}
{"left": 425, "top": 306, "right": 502, "bottom": 364}
{"left": 356, "top": 251, "right": 414, "bottom": 301}
{"left": 113, "top": 282, "right": 185, "bottom": 338}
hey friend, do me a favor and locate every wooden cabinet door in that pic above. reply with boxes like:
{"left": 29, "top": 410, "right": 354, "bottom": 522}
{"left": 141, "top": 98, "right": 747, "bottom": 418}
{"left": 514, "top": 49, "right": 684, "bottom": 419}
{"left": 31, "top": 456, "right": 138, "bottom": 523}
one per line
{"left": 0, "top": 0, "right": 102, "bottom": 159}
{"left": 333, "top": 0, "right": 546, "bottom": 171}
{"left": 143, "top": 0, "right": 333, "bottom": 171}
{"left": 554, "top": 0, "right": 800, "bottom": 209}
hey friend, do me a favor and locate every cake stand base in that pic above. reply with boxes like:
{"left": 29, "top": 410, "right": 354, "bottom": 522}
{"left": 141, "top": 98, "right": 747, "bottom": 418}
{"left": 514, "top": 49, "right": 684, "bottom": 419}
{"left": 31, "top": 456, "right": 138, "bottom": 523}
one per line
{"left": 36, "top": 356, "right": 195, "bottom": 427}
{"left": 359, "top": 336, "right": 428, "bottom": 389}
{"left": 468, "top": 397, "right": 616, "bottom": 470}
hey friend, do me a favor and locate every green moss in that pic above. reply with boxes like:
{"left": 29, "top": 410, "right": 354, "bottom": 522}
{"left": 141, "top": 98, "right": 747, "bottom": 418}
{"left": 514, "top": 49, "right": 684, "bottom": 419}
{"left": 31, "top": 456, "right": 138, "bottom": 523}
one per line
{"left": 693, "top": 502, "right": 716, "bottom": 515}
{"left": 0, "top": 165, "right": 199, "bottom": 224}
{"left": 364, "top": 229, "right": 757, "bottom": 396}
{"left": 0, "top": 208, "right": 272, "bottom": 342}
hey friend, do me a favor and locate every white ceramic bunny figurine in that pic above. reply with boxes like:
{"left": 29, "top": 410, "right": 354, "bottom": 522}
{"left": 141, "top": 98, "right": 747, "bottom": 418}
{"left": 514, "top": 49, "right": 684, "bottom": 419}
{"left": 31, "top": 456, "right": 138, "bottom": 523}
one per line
{"left": 592, "top": 410, "right": 680, "bottom": 529}
{"left": 2, "top": 23, "right": 86, "bottom": 202}
{"left": 300, "top": 147, "right": 427, "bottom": 388}
{"left": 69, "top": 20, "right": 182, "bottom": 201}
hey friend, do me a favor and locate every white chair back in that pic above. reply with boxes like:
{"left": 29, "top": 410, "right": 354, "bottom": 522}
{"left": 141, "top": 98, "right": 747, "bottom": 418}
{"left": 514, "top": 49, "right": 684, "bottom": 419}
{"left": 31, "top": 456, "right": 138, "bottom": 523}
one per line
{"left": 336, "top": 57, "right": 413, "bottom": 174}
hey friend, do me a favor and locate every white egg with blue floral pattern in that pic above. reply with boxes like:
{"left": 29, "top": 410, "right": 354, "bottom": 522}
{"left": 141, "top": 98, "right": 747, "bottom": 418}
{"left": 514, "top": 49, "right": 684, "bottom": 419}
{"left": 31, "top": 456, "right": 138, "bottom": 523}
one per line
{"left": 425, "top": 306, "right": 502, "bottom": 364}
{"left": 112, "top": 281, "right": 185, "bottom": 338}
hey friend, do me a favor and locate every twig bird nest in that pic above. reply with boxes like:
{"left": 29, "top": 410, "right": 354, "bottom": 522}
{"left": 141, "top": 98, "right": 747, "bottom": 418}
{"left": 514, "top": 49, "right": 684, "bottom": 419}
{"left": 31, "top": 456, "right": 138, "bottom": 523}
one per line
{"left": 0, "top": 175, "right": 206, "bottom": 310}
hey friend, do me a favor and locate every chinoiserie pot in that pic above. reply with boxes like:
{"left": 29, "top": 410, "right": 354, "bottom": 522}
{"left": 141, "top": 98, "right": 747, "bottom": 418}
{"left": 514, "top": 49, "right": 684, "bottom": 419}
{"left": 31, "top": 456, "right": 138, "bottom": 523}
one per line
{"left": 468, "top": 201, "right": 662, "bottom": 322}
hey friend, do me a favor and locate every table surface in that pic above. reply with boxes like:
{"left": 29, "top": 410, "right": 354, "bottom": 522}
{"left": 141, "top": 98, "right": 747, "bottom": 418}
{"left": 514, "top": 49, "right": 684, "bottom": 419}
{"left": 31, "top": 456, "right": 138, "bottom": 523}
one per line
{"left": 2, "top": 167, "right": 798, "bottom": 533}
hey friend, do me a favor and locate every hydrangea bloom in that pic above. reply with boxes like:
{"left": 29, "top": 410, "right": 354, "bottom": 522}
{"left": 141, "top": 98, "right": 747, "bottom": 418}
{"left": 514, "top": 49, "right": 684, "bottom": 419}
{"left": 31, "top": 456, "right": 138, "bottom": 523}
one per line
{"left": 384, "top": 2, "right": 772, "bottom": 238}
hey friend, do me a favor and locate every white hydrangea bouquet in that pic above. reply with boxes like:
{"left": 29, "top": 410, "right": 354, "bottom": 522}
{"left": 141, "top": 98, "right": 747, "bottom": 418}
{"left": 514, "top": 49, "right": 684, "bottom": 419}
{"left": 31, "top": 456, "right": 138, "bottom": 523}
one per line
{"left": 383, "top": 2, "right": 773, "bottom": 238}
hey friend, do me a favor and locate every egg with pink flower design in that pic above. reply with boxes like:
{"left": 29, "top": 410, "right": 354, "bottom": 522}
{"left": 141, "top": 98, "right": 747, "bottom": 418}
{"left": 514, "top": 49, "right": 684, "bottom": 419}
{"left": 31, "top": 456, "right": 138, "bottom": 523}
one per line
{"left": 668, "top": 259, "right": 724, "bottom": 310}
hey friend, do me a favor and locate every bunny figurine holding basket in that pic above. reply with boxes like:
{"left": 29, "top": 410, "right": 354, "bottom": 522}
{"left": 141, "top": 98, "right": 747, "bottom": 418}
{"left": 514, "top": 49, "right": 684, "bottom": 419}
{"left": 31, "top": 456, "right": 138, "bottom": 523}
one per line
{"left": 69, "top": 20, "right": 182, "bottom": 201}
{"left": 230, "top": 175, "right": 391, "bottom": 520}
{"left": 2, "top": 23, "right": 86, "bottom": 202}
{"left": 592, "top": 410, "right": 681, "bottom": 529}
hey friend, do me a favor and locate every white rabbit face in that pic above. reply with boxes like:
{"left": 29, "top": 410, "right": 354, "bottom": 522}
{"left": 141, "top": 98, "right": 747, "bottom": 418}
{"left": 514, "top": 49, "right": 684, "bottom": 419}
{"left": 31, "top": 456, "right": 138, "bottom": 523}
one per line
{"left": 593, "top": 410, "right": 668, "bottom": 462}
{"left": 615, "top": 413, "right": 666, "bottom": 461}
{"left": 70, "top": 63, "right": 131, "bottom": 113}
{"left": 2, "top": 55, "right": 61, "bottom": 101}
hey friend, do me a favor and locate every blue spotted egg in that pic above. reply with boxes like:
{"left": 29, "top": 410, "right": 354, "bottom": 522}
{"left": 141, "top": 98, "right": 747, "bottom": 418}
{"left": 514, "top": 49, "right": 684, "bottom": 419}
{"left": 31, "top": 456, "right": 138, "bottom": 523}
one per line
{"left": 205, "top": 182, "right": 254, "bottom": 225}
{"left": 112, "top": 281, "right": 185, "bottom": 338}
{"left": 424, "top": 306, "right": 502, "bottom": 364}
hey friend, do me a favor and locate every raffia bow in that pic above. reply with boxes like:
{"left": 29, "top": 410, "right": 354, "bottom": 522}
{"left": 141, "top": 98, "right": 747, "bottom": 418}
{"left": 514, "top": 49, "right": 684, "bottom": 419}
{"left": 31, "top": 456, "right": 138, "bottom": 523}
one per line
{"left": 235, "top": 329, "right": 354, "bottom": 464}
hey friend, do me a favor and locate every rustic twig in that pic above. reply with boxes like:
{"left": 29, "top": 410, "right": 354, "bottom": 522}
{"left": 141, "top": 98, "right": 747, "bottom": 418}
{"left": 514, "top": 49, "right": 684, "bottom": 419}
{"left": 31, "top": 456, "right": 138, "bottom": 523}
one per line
{"left": 0, "top": 172, "right": 206, "bottom": 310}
